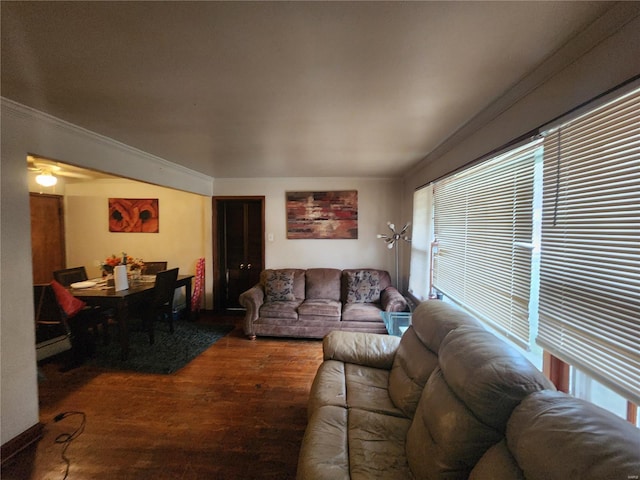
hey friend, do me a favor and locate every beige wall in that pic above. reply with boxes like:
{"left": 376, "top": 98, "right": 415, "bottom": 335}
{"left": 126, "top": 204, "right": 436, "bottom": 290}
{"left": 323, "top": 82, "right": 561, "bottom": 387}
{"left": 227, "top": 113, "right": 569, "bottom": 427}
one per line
{"left": 212, "top": 177, "right": 405, "bottom": 275}
{"left": 64, "top": 180, "right": 208, "bottom": 280}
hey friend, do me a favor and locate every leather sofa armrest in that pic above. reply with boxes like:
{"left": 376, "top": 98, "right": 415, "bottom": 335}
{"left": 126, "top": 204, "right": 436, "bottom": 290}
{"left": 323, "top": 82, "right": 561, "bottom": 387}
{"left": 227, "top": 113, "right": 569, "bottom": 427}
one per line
{"left": 323, "top": 330, "right": 400, "bottom": 370}
{"left": 238, "top": 284, "right": 264, "bottom": 338}
{"left": 381, "top": 286, "right": 407, "bottom": 312}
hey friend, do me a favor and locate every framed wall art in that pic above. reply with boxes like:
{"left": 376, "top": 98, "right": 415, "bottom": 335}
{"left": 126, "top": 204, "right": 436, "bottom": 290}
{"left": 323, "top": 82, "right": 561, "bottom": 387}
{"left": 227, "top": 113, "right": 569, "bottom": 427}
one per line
{"left": 108, "top": 198, "right": 159, "bottom": 233}
{"left": 286, "top": 190, "right": 358, "bottom": 239}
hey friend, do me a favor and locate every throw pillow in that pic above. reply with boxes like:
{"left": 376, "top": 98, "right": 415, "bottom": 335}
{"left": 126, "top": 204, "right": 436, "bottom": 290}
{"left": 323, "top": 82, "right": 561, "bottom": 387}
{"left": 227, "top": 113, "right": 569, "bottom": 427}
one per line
{"left": 346, "top": 270, "right": 381, "bottom": 303}
{"left": 264, "top": 270, "right": 296, "bottom": 302}
{"left": 51, "top": 280, "right": 87, "bottom": 318}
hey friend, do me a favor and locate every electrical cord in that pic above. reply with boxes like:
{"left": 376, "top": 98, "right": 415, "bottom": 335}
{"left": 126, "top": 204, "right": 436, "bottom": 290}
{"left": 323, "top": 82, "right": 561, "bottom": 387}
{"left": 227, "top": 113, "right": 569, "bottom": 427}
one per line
{"left": 53, "top": 411, "right": 86, "bottom": 480}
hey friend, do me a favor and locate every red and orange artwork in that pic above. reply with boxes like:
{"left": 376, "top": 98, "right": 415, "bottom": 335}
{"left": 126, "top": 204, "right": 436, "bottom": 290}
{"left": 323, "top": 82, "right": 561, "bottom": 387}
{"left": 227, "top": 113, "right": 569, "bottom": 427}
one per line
{"left": 286, "top": 191, "right": 358, "bottom": 239}
{"left": 108, "top": 198, "right": 159, "bottom": 233}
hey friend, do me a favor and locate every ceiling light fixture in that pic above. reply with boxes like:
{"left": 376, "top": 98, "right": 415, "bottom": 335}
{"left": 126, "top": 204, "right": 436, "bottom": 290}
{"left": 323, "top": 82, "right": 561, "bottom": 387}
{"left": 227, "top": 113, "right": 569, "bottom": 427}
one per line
{"left": 35, "top": 171, "right": 58, "bottom": 187}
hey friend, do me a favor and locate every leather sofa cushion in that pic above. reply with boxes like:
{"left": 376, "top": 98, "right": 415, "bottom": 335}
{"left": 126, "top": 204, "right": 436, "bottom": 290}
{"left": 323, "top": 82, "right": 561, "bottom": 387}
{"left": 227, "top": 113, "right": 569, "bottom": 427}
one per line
{"left": 388, "top": 326, "right": 439, "bottom": 418}
{"left": 344, "top": 363, "right": 404, "bottom": 418}
{"left": 297, "top": 405, "right": 412, "bottom": 480}
{"left": 297, "top": 406, "right": 350, "bottom": 480}
{"left": 439, "top": 325, "right": 554, "bottom": 431}
{"left": 341, "top": 302, "right": 383, "bottom": 321}
{"left": 298, "top": 298, "right": 341, "bottom": 318}
{"left": 347, "top": 408, "right": 413, "bottom": 479}
{"left": 308, "top": 360, "right": 347, "bottom": 417}
{"left": 386, "top": 300, "right": 480, "bottom": 418}
{"left": 469, "top": 440, "right": 525, "bottom": 480}
{"left": 406, "top": 367, "right": 503, "bottom": 479}
{"left": 411, "top": 300, "right": 483, "bottom": 353}
{"left": 506, "top": 390, "right": 640, "bottom": 480}
{"left": 305, "top": 268, "right": 341, "bottom": 300}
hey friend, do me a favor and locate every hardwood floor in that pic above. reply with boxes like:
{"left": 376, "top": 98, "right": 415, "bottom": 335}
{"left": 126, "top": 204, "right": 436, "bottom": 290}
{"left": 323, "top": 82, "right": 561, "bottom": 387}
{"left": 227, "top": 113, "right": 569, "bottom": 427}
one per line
{"left": 2, "top": 313, "right": 323, "bottom": 480}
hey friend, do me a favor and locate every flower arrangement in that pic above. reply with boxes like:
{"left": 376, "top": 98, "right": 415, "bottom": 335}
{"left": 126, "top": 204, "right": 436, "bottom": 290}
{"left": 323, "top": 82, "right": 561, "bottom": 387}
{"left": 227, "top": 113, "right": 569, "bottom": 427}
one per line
{"left": 100, "top": 252, "right": 144, "bottom": 274}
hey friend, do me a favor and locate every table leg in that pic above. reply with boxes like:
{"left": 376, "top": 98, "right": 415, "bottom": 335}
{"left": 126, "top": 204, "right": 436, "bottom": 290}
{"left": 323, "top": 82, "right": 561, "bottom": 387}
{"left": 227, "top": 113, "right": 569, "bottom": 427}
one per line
{"left": 184, "top": 279, "right": 193, "bottom": 321}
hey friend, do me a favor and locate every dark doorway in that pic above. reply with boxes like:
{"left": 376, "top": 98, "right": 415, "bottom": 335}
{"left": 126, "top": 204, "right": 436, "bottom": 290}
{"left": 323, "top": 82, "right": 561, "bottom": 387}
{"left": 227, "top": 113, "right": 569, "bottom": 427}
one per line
{"left": 30, "top": 193, "right": 66, "bottom": 283}
{"left": 213, "top": 197, "right": 265, "bottom": 312}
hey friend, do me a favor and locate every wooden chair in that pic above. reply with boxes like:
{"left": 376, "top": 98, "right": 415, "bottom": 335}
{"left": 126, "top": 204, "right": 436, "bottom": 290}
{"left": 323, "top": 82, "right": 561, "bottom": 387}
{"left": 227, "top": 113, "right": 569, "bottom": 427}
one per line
{"left": 33, "top": 284, "right": 72, "bottom": 361}
{"left": 53, "top": 266, "right": 89, "bottom": 286}
{"left": 144, "top": 268, "right": 179, "bottom": 344}
{"left": 142, "top": 261, "right": 168, "bottom": 275}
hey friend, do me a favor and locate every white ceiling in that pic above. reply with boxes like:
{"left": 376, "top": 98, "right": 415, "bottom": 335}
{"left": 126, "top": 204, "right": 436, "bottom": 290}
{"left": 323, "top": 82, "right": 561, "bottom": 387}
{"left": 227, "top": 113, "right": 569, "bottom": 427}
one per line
{"left": 1, "top": 1, "right": 613, "bottom": 179}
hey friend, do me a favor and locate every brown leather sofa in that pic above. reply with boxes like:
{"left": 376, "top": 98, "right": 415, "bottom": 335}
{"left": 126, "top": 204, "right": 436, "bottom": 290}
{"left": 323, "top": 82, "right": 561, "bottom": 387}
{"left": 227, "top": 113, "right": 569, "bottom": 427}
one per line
{"left": 297, "top": 300, "right": 640, "bottom": 479}
{"left": 239, "top": 268, "right": 407, "bottom": 339}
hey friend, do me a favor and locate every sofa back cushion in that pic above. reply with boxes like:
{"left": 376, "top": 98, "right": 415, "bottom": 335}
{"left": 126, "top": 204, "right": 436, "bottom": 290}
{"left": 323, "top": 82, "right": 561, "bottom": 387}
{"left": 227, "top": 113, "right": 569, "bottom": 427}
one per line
{"left": 506, "top": 390, "right": 640, "bottom": 480}
{"left": 387, "top": 301, "right": 482, "bottom": 417}
{"left": 261, "top": 269, "right": 306, "bottom": 300}
{"left": 305, "top": 268, "right": 341, "bottom": 300}
{"left": 406, "top": 325, "right": 553, "bottom": 479}
{"left": 341, "top": 269, "right": 392, "bottom": 304}
{"left": 439, "top": 326, "right": 554, "bottom": 431}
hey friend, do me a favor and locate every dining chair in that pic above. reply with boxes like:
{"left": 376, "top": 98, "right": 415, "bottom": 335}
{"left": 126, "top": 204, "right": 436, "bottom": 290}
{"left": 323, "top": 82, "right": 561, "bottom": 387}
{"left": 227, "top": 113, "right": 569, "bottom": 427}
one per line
{"left": 52, "top": 267, "right": 112, "bottom": 345}
{"left": 142, "top": 261, "right": 168, "bottom": 275}
{"left": 144, "top": 268, "right": 179, "bottom": 345}
{"left": 53, "top": 266, "right": 89, "bottom": 287}
{"left": 33, "top": 284, "right": 72, "bottom": 362}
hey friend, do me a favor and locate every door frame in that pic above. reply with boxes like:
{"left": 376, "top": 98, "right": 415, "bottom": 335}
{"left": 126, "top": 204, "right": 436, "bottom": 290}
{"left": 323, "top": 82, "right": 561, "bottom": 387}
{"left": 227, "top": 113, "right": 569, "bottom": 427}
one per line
{"left": 212, "top": 196, "right": 265, "bottom": 312}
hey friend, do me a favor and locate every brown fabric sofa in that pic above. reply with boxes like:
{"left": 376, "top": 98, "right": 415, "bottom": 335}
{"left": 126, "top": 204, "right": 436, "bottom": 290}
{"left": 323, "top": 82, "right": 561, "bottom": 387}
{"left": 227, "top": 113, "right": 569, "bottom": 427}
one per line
{"left": 238, "top": 268, "right": 407, "bottom": 339}
{"left": 297, "top": 300, "right": 640, "bottom": 479}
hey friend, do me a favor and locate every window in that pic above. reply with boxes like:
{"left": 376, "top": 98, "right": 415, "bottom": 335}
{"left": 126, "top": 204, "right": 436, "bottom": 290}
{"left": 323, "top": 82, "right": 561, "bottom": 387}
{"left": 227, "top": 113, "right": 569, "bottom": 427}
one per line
{"left": 536, "top": 86, "right": 640, "bottom": 406}
{"left": 408, "top": 186, "right": 432, "bottom": 302}
{"left": 432, "top": 140, "right": 542, "bottom": 350}
{"left": 409, "top": 81, "right": 640, "bottom": 414}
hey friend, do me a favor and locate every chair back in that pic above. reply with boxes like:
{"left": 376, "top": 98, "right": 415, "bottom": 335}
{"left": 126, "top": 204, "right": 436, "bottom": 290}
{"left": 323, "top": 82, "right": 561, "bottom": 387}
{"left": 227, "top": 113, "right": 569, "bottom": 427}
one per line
{"left": 33, "top": 283, "right": 72, "bottom": 360}
{"left": 34, "top": 283, "right": 67, "bottom": 323}
{"left": 144, "top": 261, "right": 168, "bottom": 275}
{"left": 152, "top": 268, "right": 179, "bottom": 308}
{"left": 53, "top": 266, "right": 88, "bottom": 287}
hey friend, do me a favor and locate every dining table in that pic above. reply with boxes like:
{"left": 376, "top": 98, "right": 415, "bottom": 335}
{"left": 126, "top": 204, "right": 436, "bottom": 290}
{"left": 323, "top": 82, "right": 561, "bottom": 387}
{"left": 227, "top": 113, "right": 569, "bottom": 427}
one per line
{"left": 71, "top": 274, "right": 194, "bottom": 360}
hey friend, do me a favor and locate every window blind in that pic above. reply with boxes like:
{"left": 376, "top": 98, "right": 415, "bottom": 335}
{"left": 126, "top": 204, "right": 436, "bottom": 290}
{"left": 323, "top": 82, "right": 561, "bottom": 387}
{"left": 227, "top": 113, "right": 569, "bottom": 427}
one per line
{"left": 537, "top": 86, "right": 640, "bottom": 405}
{"left": 433, "top": 140, "right": 542, "bottom": 349}
{"left": 408, "top": 186, "right": 432, "bottom": 301}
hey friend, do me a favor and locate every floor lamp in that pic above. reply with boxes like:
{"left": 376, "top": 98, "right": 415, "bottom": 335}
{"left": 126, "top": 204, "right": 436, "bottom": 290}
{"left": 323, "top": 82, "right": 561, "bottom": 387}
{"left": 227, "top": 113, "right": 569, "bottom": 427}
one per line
{"left": 377, "top": 222, "right": 411, "bottom": 289}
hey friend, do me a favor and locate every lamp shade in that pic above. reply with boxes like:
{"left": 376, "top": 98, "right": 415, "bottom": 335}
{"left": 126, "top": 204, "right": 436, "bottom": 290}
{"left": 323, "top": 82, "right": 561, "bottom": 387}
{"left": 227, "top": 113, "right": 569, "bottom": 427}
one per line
{"left": 36, "top": 172, "right": 57, "bottom": 187}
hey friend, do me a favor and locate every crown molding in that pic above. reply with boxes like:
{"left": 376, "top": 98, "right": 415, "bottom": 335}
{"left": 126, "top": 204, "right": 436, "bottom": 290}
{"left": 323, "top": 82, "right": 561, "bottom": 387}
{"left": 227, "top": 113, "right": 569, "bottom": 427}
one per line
{"left": 1, "top": 97, "right": 214, "bottom": 195}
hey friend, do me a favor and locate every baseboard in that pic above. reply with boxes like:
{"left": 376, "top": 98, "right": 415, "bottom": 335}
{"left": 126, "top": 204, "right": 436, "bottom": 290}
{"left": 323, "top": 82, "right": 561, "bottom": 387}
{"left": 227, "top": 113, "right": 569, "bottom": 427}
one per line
{"left": 0, "top": 422, "right": 44, "bottom": 466}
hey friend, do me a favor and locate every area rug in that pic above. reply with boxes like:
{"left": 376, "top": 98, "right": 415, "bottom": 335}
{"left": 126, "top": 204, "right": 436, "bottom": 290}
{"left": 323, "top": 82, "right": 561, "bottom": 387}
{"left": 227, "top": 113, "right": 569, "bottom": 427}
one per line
{"left": 89, "top": 321, "right": 234, "bottom": 374}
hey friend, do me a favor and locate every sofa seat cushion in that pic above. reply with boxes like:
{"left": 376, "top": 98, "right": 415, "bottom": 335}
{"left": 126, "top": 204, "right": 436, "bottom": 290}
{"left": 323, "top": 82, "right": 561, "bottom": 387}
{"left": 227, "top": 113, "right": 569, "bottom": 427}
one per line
{"left": 345, "top": 363, "right": 405, "bottom": 418}
{"left": 299, "top": 299, "right": 342, "bottom": 318}
{"left": 297, "top": 405, "right": 412, "bottom": 480}
{"left": 342, "top": 302, "right": 383, "bottom": 322}
{"left": 297, "top": 406, "right": 350, "bottom": 480}
{"left": 348, "top": 407, "right": 413, "bottom": 479}
{"left": 308, "top": 359, "right": 405, "bottom": 419}
{"left": 259, "top": 300, "right": 302, "bottom": 320}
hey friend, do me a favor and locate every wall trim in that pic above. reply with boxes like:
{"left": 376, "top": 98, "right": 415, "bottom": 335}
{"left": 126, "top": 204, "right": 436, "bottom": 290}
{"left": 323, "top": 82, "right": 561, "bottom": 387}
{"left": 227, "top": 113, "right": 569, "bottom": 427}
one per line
{"left": 0, "top": 422, "right": 44, "bottom": 467}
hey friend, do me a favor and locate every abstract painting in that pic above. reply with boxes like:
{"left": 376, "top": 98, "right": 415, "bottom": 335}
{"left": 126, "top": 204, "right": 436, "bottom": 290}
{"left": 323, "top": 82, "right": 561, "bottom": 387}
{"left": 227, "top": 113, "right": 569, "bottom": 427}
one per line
{"left": 108, "top": 198, "right": 159, "bottom": 233}
{"left": 286, "top": 191, "right": 358, "bottom": 239}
